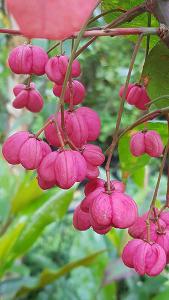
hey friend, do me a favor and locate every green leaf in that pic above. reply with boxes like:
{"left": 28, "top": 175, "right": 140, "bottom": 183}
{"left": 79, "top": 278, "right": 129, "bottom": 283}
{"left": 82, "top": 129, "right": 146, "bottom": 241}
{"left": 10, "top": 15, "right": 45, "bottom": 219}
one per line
{"left": 152, "top": 289, "right": 169, "bottom": 300}
{"left": 15, "top": 250, "right": 106, "bottom": 297}
{"left": 10, "top": 188, "right": 75, "bottom": 259}
{"left": 11, "top": 173, "right": 43, "bottom": 214}
{"left": 142, "top": 41, "right": 169, "bottom": 108}
{"left": 101, "top": 0, "right": 159, "bottom": 47}
{"left": 118, "top": 121, "right": 168, "bottom": 177}
{"left": 131, "top": 167, "right": 146, "bottom": 187}
{"left": 0, "top": 219, "right": 26, "bottom": 273}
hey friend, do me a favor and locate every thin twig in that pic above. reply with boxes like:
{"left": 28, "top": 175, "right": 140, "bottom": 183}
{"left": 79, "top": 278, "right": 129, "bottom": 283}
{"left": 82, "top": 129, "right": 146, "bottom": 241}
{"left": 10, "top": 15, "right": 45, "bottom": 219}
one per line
{"left": 105, "top": 34, "right": 144, "bottom": 191}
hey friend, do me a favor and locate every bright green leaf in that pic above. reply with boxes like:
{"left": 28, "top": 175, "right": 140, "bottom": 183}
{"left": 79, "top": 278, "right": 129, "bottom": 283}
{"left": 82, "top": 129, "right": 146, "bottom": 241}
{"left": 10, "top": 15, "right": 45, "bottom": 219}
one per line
{"left": 142, "top": 41, "right": 169, "bottom": 108}
{"left": 10, "top": 188, "right": 75, "bottom": 258}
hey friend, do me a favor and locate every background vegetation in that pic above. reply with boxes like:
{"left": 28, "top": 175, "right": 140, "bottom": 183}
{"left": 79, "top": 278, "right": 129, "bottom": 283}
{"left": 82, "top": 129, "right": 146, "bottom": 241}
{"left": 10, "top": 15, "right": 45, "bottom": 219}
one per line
{"left": 0, "top": 1, "right": 169, "bottom": 299}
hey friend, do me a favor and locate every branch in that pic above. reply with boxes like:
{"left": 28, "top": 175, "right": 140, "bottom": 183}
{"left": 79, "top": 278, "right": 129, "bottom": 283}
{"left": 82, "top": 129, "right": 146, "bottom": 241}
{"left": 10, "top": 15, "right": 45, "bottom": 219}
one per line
{"left": 0, "top": 27, "right": 159, "bottom": 38}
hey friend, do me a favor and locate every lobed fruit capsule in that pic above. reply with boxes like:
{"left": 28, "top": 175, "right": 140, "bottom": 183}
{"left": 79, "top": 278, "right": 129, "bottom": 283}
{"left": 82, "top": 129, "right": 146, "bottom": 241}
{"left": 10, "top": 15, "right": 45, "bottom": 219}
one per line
{"left": 45, "top": 55, "right": 81, "bottom": 84}
{"left": 122, "top": 239, "right": 166, "bottom": 276}
{"left": 130, "top": 130, "right": 164, "bottom": 158}
{"left": 8, "top": 45, "right": 48, "bottom": 76}
{"left": 44, "top": 107, "right": 101, "bottom": 148}
{"left": 2, "top": 132, "right": 51, "bottom": 170}
{"left": 38, "top": 149, "right": 87, "bottom": 189}
{"left": 13, "top": 83, "right": 44, "bottom": 113}
{"left": 53, "top": 80, "right": 86, "bottom": 105}
{"left": 119, "top": 83, "right": 150, "bottom": 110}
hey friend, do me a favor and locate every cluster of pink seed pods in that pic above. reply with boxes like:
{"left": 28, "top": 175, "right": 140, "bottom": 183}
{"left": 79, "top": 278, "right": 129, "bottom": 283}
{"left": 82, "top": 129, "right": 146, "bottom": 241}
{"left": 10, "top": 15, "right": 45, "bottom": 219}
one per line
{"left": 122, "top": 209, "right": 169, "bottom": 276}
{"left": 73, "top": 178, "right": 138, "bottom": 234}
{"left": 3, "top": 44, "right": 104, "bottom": 191}
{"left": 2, "top": 43, "right": 168, "bottom": 278}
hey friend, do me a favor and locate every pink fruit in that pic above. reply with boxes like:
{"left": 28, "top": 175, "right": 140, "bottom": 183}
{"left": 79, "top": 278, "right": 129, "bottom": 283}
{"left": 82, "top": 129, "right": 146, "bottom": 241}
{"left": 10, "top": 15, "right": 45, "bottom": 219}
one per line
{"left": 2, "top": 132, "right": 51, "bottom": 170}
{"left": 88, "top": 189, "right": 138, "bottom": 229}
{"left": 45, "top": 56, "right": 81, "bottom": 84}
{"left": 130, "top": 130, "right": 164, "bottom": 158}
{"left": 156, "top": 231, "right": 169, "bottom": 263}
{"left": 126, "top": 84, "right": 150, "bottom": 111}
{"left": 44, "top": 107, "right": 101, "bottom": 148}
{"left": 2, "top": 131, "right": 30, "bottom": 164}
{"left": 144, "top": 130, "right": 164, "bottom": 157}
{"left": 38, "top": 150, "right": 87, "bottom": 189}
{"left": 37, "top": 176, "right": 56, "bottom": 190}
{"left": 84, "top": 178, "right": 125, "bottom": 197}
{"left": 86, "top": 163, "right": 100, "bottom": 180}
{"left": 128, "top": 211, "right": 167, "bottom": 241}
{"left": 81, "top": 187, "right": 104, "bottom": 213}
{"left": 73, "top": 205, "right": 91, "bottom": 231}
{"left": 13, "top": 83, "right": 44, "bottom": 112}
{"left": 82, "top": 144, "right": 105, "bottom": 166}
{"left": 8, "top": 45, "right": 48, "bottom": 75}
{"left": 130, "top": 132, "right": 145, "bottom": 157}
{"left": 119, "top": 83, "right": 135, "bottom": 98}
{"left": 19, "top": 138, "right": 51, "bottom": 170}
{"left": 122, "top": 239, "right": 166, "bottom": 276}
{"left": 53, "top": 80, "right": 86, "bottom": 105}
{"left": 6, "top": 0, "right": 98, "bottom": 40}
{"left": 160, "top": 211, "right": 169, "bottom": 229}
{"left": 77, "top": 107, "right": 101, "bottom": 142}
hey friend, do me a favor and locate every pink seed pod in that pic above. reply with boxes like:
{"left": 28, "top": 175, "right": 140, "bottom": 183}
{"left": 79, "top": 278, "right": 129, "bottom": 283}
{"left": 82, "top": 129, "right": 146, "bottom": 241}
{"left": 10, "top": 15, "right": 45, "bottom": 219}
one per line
{"left": 119, "top": 83, "right": 135, "bottom": 98}
{"left": 90, "top": 192, "right": 112, "bottom": 227}
{"left": 44, "top": 115, "right": 61, "bottom": 147}
{"left": 126, "top": 84, "right": 150, "bottom": 110}
{"left": 86, "top": 163, "right": 100, "bottom": 180}
{"left": 2, "top": 131, "right": 30, "bottom": 164}
{"left": 37, "top": 176, "right": 56, "bottom": 190}
{"left": 39, "top": 150, "right": 87, "bottom": 189}
{"left": 128, "top": 210, "right": 167, "bottom": 241}
{"left": 93, "top": 226, "right": 112, "bottom": 235}
{"left": 19, "top": 138, "right": 51, "bottom": 170}
{"left": 45, "top": 107, "right": 101, "bottom": 148}
{"left": 73, "top": 205, "right": 91, "bottom": 231}
{"left": 156, "top": 231, "right": 169, "bottom": 263}
{"left": 89, "top": 190, "right": 138, "bottom": 229}
{"left": 81, "top": 187, "right": 104, "bottom": 213}
{"left": 89, "top": 213, "right": 112, "bottom": 234}
{"left": 77, "top": 107, "right": 101, "bottom": 142}
{"left": 84, "top": 178, "right": 125, "bottom": 196}
{"left": 160, "top": 211, "right": 169, "bottom": 229}
{"left": 144, "top": 130, "right": 164, "bottom": 157}
{"left": 130, "top": 132, "right": 145, "bottom": 157}
{"left": 55, "top": 150, "right": 87, "bottom": 189}
{"left": 38, "top": 152, "right": 59, "bottom": 183}
{"left": 45, "top": 55, "right": 81, "bottom": 84}
{"left": 110, "top": 192, "right": 138, "bottom": 229}
{"left": 44, "top": 110, "right": 88, "bottom": 148}
{"left": 13, "top": 83, "right": 44, "bottom": 112}
{"left": 82, "top": 144, "right": 105, "bottom": 166}
{"left": 13, "top": 83, "right": 35, "bottom": 96}
{"left": 122, "top": 239, "right": 166, "bottom": 276}
{"left": 53, "top": 80, "right": 86, "bottom": 105}
{"left": 64, "top": 110, "right": 88, "bottom": 148}
{"left": 8, "top": 45, "right": 48, "bottom": 76}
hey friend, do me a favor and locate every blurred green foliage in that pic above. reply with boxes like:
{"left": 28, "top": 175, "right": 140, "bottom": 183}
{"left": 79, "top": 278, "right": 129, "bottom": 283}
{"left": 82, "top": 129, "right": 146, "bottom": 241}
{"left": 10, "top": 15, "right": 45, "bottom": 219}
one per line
{"left": 0, "top": 1, "right": 169, "bottom": 299}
